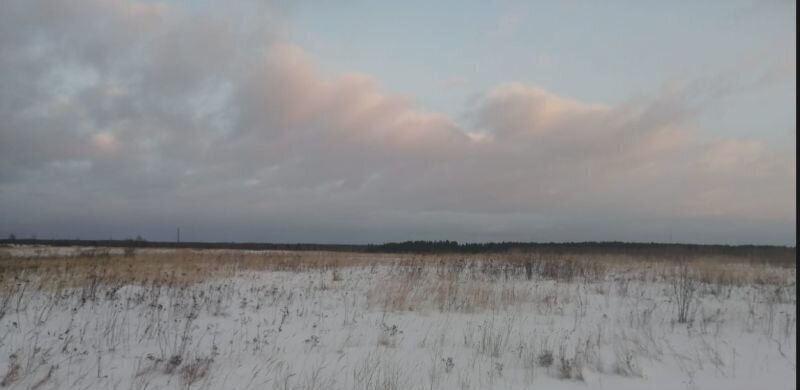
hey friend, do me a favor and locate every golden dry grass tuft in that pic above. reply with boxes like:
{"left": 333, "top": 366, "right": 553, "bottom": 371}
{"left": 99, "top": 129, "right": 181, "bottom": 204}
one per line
{"left": 0, "top": 246, "right": 792, "bottom": 295}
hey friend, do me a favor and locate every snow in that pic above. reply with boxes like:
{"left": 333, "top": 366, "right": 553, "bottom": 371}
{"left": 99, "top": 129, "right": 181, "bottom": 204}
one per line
{"left": 0, "top": 247, "right": 795, "bottom": 389}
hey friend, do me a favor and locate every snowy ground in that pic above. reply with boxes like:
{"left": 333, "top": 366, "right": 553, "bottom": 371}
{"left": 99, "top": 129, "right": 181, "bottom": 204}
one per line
{"left": 0, "top": 246, "right": 795, "bottom": 389}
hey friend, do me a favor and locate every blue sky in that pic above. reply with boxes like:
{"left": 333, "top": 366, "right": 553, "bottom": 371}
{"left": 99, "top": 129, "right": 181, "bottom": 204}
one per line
{"left": 289, "top": 1, "right": 795, "bottom": 143}
{"left": 0, "top": 0, "right": 795, "bottom": 244}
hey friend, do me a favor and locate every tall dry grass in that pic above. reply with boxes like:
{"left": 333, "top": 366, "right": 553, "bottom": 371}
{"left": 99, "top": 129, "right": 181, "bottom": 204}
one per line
{"left": 1, "top": 246, "right": 791, "bottom": 293}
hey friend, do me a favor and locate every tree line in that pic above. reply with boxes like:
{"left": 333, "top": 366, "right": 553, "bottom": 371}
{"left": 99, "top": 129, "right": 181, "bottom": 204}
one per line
{"left": 365, "top": 240, "right": 796, "bottom": 264}
{"left": 1, "top": 237, "right": 794, "bottom": 265}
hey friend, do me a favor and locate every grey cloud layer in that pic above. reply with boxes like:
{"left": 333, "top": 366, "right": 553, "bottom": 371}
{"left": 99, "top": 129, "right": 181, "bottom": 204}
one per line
{"left": 0, "top": 0, "right": 795, "bottom": 244}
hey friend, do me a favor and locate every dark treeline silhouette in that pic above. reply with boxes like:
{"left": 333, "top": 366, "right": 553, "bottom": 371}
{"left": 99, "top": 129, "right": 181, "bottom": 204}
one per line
{"left": 365, "top": 240, "right": 796, "bottom": 264}
{"left": 366, "top": 240, "right": 461, "bottom": 253}
{"left": 0, "top": 238, "right": 794, "bottom": 265}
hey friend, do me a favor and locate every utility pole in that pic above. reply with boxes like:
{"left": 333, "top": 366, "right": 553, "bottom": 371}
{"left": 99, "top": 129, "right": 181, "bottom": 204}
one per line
{"left": 177, "top": 227, "right": 181, "bottom": 243}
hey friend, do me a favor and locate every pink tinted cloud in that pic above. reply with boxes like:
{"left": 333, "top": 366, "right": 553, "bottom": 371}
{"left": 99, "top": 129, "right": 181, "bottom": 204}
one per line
{"left": 0, "top": 0, "right": 794, "bottom": 242}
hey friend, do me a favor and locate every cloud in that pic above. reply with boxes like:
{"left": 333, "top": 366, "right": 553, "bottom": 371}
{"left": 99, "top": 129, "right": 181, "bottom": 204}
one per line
{"left": 91, "top": 133, "right": 119, "bottom": 153}
{"left": 0, "top": 0, "right": 794, "bottom": 244}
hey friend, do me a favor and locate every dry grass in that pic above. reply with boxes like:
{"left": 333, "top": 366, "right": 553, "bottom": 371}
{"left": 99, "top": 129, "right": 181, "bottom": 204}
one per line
{"left": 0, "top": 246, "right": 791, "bottom": 294}
{"left": 0, "top": 245, "right": 794, "bottom": 389}
{"left": 0, "top": 248, "right": 403, "bottom": 291}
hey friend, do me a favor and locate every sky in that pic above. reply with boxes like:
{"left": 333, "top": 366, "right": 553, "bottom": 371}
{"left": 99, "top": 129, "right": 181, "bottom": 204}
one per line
{"left": 0, "top": 0, "right": 796, "bottom": 245}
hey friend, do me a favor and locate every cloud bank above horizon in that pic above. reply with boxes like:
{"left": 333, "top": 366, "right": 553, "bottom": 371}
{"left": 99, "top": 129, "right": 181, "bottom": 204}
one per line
{"left": 0, "top": 0, "right": 795, "bottom": 244}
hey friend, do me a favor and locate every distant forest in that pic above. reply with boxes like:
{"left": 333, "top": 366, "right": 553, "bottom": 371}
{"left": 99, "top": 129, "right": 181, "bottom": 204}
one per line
{"left": 366, "top": 240, "right": 796, "bottom": 264}
{"left": 0, "top": 238, "right": 795, "bottom": 264}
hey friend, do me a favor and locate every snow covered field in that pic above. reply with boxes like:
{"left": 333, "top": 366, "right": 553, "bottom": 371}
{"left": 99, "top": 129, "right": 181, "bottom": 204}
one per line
{"left": 0, "top": 246, "right": 795, "bottom": 390}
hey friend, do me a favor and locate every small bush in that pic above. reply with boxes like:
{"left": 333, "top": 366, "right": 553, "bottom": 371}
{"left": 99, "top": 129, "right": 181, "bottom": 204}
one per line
{"left": 537, "top": 350, "right": 554, "bottom": 368}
